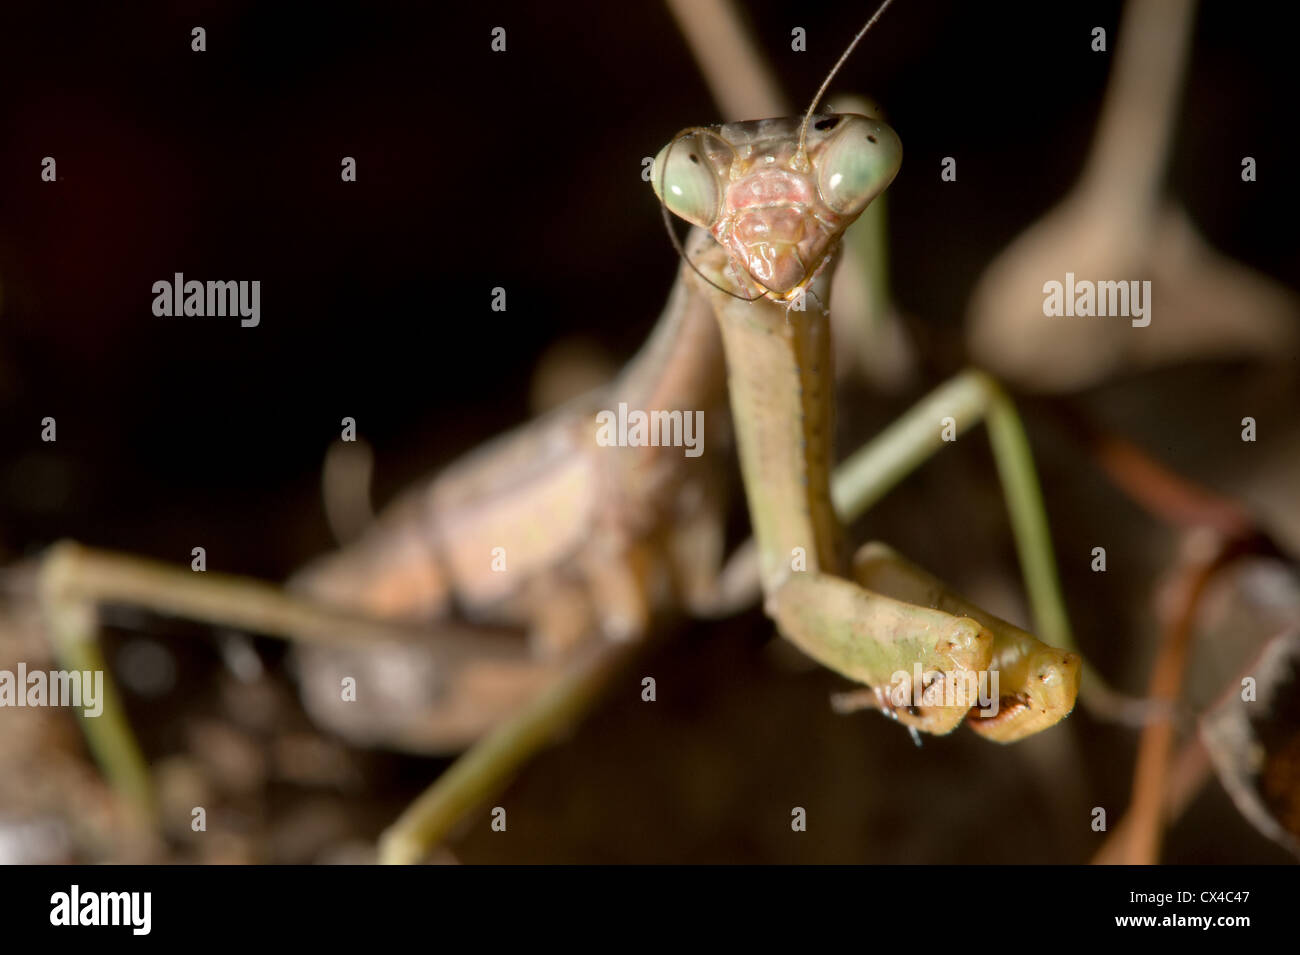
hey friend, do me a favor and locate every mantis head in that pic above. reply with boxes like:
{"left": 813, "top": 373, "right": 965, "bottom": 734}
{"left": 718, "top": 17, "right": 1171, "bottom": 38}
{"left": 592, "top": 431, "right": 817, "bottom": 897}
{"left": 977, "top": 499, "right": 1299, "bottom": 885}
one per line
{"left": 651, "top": 0, "right": 902, "bottom": 302}
{"left": 652, "top": 113, "right": 902, "bottom": 301}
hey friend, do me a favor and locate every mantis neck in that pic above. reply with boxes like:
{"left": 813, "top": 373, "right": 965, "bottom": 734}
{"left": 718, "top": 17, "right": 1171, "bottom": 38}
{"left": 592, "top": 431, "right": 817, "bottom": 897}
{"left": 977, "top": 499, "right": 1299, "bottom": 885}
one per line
{"left": 692, "top": 247, "right": 843, "bottom": 594}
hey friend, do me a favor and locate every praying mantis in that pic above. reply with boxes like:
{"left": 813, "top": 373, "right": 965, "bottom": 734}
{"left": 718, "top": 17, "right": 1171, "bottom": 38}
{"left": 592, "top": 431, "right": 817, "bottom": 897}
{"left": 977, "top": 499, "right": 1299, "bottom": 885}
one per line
{"left": 33, "top": 0, "right": 1091, "bottom": 863}
{"left": 647, "top": 1, "right": 1080, "bottom": 741}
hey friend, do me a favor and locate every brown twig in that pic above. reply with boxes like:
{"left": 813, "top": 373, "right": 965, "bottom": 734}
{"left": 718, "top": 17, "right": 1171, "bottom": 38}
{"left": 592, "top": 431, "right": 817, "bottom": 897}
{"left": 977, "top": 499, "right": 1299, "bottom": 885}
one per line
{"left": 1119, "top": 534, "right": 1225, "bottom": 863}
{"left": 1093, "top": 735, "right": 1211, "bottom": 864}
{"left": 1061, "top": 413, "right": 1277, "bottom": 862}
{"left": 1091, "top": 430, "right": 1255, "bottom": 537}
{"left": 664, "top": 0, "right": 789, "bottom": 121}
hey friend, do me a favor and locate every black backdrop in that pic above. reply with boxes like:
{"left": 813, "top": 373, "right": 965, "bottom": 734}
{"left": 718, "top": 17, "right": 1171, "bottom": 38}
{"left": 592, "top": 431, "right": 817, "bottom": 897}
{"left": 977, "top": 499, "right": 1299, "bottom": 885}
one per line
{"left": 1, "top": 1, "right": 1293, "bottom": 578}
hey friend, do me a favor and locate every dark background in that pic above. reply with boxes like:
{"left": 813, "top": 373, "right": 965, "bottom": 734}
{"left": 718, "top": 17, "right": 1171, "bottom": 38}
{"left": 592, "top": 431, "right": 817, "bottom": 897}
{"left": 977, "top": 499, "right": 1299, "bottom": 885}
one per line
{"left": 1, "top": 0, "right": 1293, "bottom": 573}
{"left": 0, "top": 1, "right": 1296, "bottom": 862}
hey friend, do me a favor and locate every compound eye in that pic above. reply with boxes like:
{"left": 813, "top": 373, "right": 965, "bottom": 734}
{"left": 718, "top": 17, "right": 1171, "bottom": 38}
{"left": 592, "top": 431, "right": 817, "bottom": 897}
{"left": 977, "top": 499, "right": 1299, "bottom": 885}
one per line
{"left": 651, "top": 131, "right": 730, "bottom": 228}
{"left": 815, "top": 115, "right": 902, "bottom": 216}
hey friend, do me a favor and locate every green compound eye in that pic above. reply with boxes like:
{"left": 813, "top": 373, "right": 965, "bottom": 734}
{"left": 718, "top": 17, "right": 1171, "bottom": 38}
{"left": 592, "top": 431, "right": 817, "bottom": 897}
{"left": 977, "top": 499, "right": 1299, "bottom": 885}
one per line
{"left": 815, "top": 115, "right": 902, "bottom": 216}
{"left": 651, "top": 131, "right": 728, "bottom": 229}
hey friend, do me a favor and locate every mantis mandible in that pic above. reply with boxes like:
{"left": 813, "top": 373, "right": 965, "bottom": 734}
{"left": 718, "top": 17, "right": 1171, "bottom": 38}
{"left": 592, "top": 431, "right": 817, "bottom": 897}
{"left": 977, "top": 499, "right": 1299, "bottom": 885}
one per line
{"left": 37, "top": 0, "right": 1083, "bottom": 863}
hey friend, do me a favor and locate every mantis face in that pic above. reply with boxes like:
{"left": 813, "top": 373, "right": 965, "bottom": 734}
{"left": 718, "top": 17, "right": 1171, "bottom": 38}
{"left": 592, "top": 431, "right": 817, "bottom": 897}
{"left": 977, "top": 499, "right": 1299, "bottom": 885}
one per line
{"left": 652, "top": 113, "right": 902, "bottom": 300}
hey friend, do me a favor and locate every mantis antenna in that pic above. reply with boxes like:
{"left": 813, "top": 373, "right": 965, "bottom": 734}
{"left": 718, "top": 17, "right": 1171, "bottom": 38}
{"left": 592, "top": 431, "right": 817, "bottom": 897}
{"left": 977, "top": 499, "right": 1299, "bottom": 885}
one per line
{"left": 794, "top": 0, "right": 897, "bottom": 167}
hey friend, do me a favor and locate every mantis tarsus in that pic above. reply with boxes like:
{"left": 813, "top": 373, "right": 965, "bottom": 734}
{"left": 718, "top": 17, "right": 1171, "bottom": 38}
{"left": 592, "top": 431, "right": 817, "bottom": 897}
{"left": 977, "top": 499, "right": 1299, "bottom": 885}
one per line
{"left": 36, "top": 0, "right": 1087, "bottom": 863}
